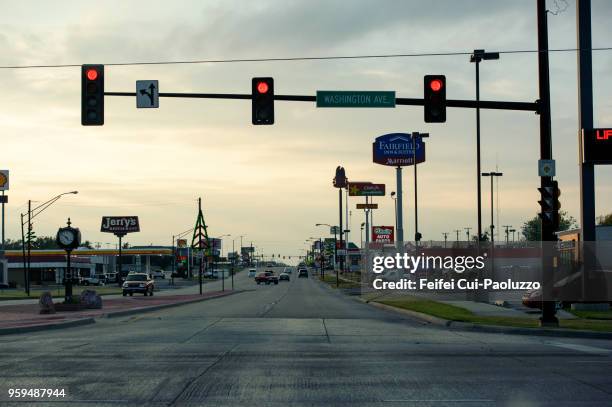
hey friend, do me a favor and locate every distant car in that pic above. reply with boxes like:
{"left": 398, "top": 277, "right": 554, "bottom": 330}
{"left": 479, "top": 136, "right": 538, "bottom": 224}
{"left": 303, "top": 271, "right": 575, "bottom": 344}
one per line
{"left": 283, "top": 267, "right": 292, "bottom": 274}
{"left": 279, "top": 272, "right": 290, "bottom": 281}
{"left": 105, "top": 272, "right": 119, "bottom": 283}
{"left": 248, "top": 269, "right": 257, "bottom": 278}
{"left": 81, "top": 275, "right": 105, "bottom": 286}
{"left": 151, "top": 270, "right": 166, "bottom": 279}
{"left": 122, "top": 273, "right": 155, "bottom": 296}
{"left": 255, "top": 271, "right": 279, "bottom": 285}
{"left": 298, "top": 268, "right": 308, "bottom": 278}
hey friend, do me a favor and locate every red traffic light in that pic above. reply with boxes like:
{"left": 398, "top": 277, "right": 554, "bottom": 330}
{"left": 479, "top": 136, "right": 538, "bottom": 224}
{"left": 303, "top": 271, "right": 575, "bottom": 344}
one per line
{"left": 256, "top": 81, "right": 269, "bottom": 94}
{"left": 429, "top": 79, "right": 443, "bottom": 92}
{"left": 86, "top": 69, "right": 99, "bottom": 81}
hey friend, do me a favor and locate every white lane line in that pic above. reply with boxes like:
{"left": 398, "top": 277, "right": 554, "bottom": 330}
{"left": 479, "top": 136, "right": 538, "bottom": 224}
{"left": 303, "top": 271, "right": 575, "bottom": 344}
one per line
{"left": 548, "top": 341, "right": 612, "bottom": 354}
{"left": 383, "top": 400, "right": 494, "bottom": 403}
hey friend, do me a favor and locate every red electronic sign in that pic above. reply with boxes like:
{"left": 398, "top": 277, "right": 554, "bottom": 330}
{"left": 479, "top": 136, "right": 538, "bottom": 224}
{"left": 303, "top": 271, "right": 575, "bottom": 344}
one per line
{"left": 583, "top": 128, "right": 612, "bottom": 164}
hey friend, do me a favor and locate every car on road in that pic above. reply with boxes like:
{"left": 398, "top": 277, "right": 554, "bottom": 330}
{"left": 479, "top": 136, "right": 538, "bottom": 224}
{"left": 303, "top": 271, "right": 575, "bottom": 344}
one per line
{"left": 151, "top": 269, "right": 166, "bottom": 279}
{"left": 298, "top": 268, "right": 308, "bottom": 278}
{"left": 283, "top": 267, "right": 293, "bottom": 274}
{"left": 279, "top": 272, "right": 290, "bottom": 281}
{"left": 248, "top": 268, "right": 257, "bottom": 278}
{"left": 122, "top": 273, "right": 155, "bottom": 296}
{"left": 255, "top": 271, "right": 279, "bottom": 285}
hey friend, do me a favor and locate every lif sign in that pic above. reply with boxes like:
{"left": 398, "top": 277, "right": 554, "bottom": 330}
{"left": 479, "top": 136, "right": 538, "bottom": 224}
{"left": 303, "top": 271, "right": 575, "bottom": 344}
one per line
{"left": 583, "top": 128, "right": 612, "bottom": 164}
{"left": 373, "top": 133, "right": 425, "bottom": 166}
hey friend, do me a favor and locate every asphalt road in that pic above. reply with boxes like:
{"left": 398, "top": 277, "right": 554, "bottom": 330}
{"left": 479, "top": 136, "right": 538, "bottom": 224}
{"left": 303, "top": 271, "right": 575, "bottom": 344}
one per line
{"left": 0, "top": 267, "right": 611, "bottom": 406}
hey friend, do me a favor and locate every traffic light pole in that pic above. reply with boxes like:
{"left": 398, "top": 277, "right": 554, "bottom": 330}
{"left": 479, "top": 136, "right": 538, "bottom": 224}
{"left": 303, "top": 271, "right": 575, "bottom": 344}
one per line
{"left": 537, "top": 0, "right": 558, "bottom": 326}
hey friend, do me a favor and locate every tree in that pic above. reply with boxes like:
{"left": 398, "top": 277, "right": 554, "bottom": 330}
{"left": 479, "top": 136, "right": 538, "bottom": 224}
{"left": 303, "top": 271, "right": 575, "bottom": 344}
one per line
{"left": 597, "top": 213, "right": 612, "bottom": 226}
{"left": 521, "top": 211, "right": 577, "bottom": 241}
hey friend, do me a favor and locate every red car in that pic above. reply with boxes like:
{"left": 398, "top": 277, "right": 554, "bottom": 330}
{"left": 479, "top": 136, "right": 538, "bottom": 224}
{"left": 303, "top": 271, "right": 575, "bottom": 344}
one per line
{"left": 255, "top": 271, "right": 279, "bottom": 285}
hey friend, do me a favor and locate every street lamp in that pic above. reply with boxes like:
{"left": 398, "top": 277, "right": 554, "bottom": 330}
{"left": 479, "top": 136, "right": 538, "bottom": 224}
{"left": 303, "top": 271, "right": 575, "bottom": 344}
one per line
{"left": 481, "top": 172, "right": 503, "bottom": 244}
{"left": 21, "top": 191, "right": 78, "bottom": 295}
{"left": 412, "top": 132, "right": 429, "bottom": 242}
{"left": 470, "top": 49, "right": 500, "bottom": 241}
{"left": 390, "top": 191, "right": 397, "bottom": 242}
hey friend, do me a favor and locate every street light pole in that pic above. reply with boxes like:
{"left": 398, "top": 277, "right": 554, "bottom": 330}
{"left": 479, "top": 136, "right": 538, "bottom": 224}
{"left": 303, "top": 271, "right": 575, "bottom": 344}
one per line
{"left": 442, "top": 232, "right": 449, "bottom": 248}
{"left": 470, "top": 49, "right": 500, "bottom": 241}
{"left": 454, "top": 229, "right": 461, "bottom": 243}
{"left": 481, "top": 172, "right": 503, "bottom": 244}
{"left": 465, "top": 227, "right": 472, "bottom": 243}
{"left": 412, "top": 132, "right": 429, "bottom": 242}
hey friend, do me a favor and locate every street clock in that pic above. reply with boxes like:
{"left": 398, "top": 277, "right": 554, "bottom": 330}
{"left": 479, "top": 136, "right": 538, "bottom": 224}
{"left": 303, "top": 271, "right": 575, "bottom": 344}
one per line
{"left": 56, "top": 224, "right": 81, "bottom": 251}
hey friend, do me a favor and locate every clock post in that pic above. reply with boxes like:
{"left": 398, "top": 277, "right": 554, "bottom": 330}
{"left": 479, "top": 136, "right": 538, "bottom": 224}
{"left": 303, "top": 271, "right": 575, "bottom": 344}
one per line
{"left": 56, "top": 218, "right": 81, "bottom": 302}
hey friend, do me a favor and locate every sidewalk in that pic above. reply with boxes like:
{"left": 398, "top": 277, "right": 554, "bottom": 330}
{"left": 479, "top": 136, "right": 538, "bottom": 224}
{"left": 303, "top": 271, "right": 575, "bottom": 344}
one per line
{"left": 0, "top": 290, "right": 239, "bottom": 335}
{"left": 440, "top": 300, "right": 578, "bottom": 320}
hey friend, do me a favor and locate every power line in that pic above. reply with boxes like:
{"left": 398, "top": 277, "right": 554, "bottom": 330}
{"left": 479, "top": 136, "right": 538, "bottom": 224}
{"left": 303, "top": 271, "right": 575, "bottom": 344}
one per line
{"left": 1, "top": 47, "right": 611, "bottom": 70}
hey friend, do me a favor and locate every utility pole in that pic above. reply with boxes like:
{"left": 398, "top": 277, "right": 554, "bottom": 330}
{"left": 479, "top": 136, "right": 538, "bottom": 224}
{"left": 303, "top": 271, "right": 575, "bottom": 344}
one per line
{"left": 465, "top": 227, "right": 472, "bottom": 243}
{"left": 503, "top": 225, "right": 512, "bottom": 244}
{"left": 442, "top": 232, "right": 449, "bottom": 248}
{"left": 454, "top": 229, "right": 461, "bottom": 243}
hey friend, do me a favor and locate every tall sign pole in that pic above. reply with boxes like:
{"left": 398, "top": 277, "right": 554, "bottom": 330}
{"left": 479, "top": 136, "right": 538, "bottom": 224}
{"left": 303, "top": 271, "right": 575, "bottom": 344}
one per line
{"left": 577, "top": 3, "right": 595, "bottom": 245}
{"left": 191, "top": 197, "right": 210, "bottom": 296}
{"left": 396, "top": 167, "right": 403, "bottom": 244}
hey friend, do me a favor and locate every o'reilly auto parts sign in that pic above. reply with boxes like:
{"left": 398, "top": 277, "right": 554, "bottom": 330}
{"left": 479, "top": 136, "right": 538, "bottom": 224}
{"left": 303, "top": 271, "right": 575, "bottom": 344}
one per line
{"left": 100, "top": 216, "right": 140, "bottom": 234}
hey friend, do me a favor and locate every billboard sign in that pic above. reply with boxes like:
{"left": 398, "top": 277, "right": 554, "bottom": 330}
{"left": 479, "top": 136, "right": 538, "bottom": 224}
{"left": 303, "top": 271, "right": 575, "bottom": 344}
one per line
{"left": 373, "top": 133, "right": 425, "bottom": 167}
{"left": 356, "top": 203, "right": 378, "bottom": 210}
{"left": 372, "top": 226, "right": 394, "bottom": 244}
{"left": 582, "top": 128, "right": 612, "bottom": 164}
{"left": 100, "top": 216, "right": 140, "bottom": 235}
{"left": 348, "top": 182, "right": 385, "bottom": 196}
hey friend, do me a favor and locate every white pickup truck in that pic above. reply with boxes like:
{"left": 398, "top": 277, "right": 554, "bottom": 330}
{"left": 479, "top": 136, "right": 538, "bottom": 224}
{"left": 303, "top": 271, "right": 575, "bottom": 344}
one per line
{"left": 81, "top": 275, "right": 106, "bottom": 286}
{"left": 150, "top": 270, "right": 166, "bottom": 279}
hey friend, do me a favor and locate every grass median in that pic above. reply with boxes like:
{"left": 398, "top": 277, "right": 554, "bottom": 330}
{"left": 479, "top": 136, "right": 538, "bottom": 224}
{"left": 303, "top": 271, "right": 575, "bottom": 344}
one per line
{"left": 376, "top": 296, "right": 612, "bottom": 332}
{"left": 0, "top": 286, "right": 123, "bottom": 301}
{"left": 319, "top": 274, "right": 362, "bottom": 289}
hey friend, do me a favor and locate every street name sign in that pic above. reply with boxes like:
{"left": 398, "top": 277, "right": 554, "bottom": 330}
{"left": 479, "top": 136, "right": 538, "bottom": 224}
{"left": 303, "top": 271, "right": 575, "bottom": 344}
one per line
{"left": 348, "top": 182, "right": 385, "bottom": 196}
{"left": 356, "top": 203, "right": 379, "bottom": 210}
{"left": 316, "top": 91, "right": 395, "bottom": 108}
{"left": 582, "top": 128, "right": 612, "bottom": 164}
{"left": 136, "top": 80, "right": 159, "bottom": 108}
{"left": 373, "top": 133, "right": 425, "bottom": 166}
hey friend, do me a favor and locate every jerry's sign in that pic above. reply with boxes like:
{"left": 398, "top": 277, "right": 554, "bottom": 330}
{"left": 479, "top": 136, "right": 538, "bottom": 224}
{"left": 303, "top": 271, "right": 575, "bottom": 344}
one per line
{"left": 100, "top": 216, "right": 140, "bottom": 235}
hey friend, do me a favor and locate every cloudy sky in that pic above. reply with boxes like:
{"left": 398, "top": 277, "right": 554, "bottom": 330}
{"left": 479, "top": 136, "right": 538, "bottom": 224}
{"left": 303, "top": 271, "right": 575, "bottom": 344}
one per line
{"left": 1, "top": 0, "right": 611, "bottom": 257}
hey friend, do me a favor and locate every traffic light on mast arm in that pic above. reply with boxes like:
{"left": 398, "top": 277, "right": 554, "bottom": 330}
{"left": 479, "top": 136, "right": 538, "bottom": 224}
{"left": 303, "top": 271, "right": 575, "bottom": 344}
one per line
{"left": 424, "top": 75, "right": 446, "bottom": 123}
{"left": 538, "top": 179, "right": 561, "bottom": 230}
{"left": 252, "top": 77, "right": 274, "bottom": 125}
{"left": 81, "top": 64, "right": 104, "bottom": 125}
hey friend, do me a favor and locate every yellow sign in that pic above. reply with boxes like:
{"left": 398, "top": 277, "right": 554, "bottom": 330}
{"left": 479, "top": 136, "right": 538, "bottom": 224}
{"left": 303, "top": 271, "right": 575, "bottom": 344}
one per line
{"left": 0, "top": 170, "right": 8, "bottom": 191}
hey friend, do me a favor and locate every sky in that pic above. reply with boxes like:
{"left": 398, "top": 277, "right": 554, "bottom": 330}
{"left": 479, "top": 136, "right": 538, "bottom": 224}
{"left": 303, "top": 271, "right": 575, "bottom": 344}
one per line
{"left": 1, "top": 0, "right": 612, "bottom": 258}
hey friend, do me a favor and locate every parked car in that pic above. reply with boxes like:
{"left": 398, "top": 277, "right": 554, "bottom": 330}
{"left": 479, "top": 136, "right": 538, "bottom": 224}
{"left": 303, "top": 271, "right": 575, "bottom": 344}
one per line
{"left": 105, "top": 272, "right": 119, "bottom": 283}
{"left": 248, "top": 268, "right": 257, "bottom": 278}
{"left": 255, "top": 271, "right": 279, "bottom": 285}
{"left": 279, "top": 272, "right": 290, "bottom": 281}
{"left": 122, "top": 273, "right": 155, "bottom": 296}
{"left": 151, "top": 269, "right": 166, "bottom": 279}
{"left": 81, "top": 275, "right": 105, "bottom": 286}
{"left": 298, "top": 268, "right": 308, "bottom": 278}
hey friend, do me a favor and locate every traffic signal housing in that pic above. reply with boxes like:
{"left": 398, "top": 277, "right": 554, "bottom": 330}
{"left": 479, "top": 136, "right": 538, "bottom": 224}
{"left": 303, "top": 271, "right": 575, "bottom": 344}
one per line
{"left": 252, "top": 77, "right": 274, "bottom": 125}
{"left": 81, "top": 65, "right": 104, "bottom": 125}
{"left": 424, "top": 75, "right": 446, "bottom": 123}
{"left": 538, "top": 180, "right": 561, "bottom": 230}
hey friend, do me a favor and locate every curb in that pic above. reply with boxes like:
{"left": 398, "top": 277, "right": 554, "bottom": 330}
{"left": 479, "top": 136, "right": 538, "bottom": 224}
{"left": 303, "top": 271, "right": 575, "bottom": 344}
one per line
{"left": 0, "top": 317, "right": 95, "bottom": 336}
{"left": 363, "top": 299, "right": 612, "bottom": 340}
{"left": 0, "top": 290, "right": 245, "bottom": 336}
{"left": 104, "top": 290, "right": 244, "bottom": 319}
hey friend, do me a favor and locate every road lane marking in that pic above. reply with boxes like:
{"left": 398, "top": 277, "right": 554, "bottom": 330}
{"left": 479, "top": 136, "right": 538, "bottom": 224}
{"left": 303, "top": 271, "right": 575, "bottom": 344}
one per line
{"left": 548, "top": 341, "right": 612, "bottom": 354}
